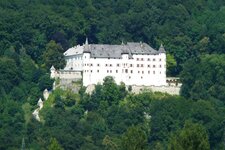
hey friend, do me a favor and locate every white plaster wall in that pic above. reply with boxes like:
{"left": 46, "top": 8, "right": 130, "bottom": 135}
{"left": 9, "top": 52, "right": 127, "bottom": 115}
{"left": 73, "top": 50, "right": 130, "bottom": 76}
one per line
{"left": 64, "top": 54, "right": 83, "bottom": 71}
{"left": 82, "top": 53, "right": 166, "bottom": 86}
{"left": 85, "top": 84, "right": 181, "bottom": 95}
{"left": 132, "top": 85, "right": 181, "bottom": 95}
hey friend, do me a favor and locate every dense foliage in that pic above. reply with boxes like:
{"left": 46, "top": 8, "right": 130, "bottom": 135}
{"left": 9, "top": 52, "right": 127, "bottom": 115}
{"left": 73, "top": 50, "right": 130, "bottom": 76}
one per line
{"left": 22, "top": 77, "right": 224, "bottom": 149}
{"left": 0, "top": 0, "right": 225, "bottom": 149}
{"left": 181, "top": 54, "right": 225, "bottom": 102}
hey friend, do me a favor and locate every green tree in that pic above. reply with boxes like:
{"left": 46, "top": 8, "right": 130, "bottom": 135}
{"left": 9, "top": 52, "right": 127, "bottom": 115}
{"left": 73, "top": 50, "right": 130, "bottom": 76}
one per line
{"left": 102, "top": 135, "right": 118, "bottom": 150}
{"left": 121, "top": 125, "right": 147, "bottom": 150}
{"left": 180, "top": 54, "right": 225, "bottom": 102}
{"left": 102, "top": 76, "right": 120, "bottom": 105}
{"left": 43, "top": 40, "right": 65, "bottom": 69}
{"left": 166, "top": 53, "right": 177, "bottom": 76}
{"left": 168, "top": 121, "right": 210, "bottom": 150}
{"left": 38, "top": 74, "right": 54, "bottom": 91}
{"left": 48, "top": 138, "right": 64, "bottom": 150}
{"left": 0, "top": 57, "right": 19, "bottom": 94}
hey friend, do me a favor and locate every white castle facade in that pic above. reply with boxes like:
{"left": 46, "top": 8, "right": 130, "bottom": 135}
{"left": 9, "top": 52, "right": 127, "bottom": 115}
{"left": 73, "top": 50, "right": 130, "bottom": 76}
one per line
{"left": 51, "top": 39, "right": 167, "bottom": 87}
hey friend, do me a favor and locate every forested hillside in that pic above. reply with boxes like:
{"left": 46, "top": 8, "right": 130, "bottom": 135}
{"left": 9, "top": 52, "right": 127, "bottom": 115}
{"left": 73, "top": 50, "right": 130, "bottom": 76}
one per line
{"left": 0, "top": 0, "right": 225, "bottom": 149}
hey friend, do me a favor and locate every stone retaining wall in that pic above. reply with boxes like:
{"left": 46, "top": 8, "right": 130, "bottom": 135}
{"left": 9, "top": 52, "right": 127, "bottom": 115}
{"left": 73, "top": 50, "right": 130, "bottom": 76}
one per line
{"left": 86, "top": 84, "right": 181, "bottom": 95}
{"left": 131, "top": 85, "right": 181, "bottom": 95}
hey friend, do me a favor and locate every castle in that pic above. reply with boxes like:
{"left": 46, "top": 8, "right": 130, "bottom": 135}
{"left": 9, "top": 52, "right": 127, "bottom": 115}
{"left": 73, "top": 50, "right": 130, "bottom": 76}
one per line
{"left": 51, "top": 38, "right": 167, "bottom": 87}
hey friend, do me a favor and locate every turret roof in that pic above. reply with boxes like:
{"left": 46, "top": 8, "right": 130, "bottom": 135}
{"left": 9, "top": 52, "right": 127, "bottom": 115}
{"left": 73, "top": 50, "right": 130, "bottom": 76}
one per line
{"left": 158, "top": 44, "right": 166, "bottom": 53}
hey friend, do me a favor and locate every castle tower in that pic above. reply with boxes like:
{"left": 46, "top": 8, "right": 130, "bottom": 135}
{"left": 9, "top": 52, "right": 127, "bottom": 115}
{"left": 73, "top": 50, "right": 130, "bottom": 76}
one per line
{"left": 50, "top": 66, "right": 56, "bottom": 79}
{"left": 85, "top": 37, "right": 88, "bottom": 45}
{"left": 159, "top": 44, "right": 166, "bottom": 53}
{"left": 37, "top": 98, "right": 43, "bottom": 109}
{"left": 43, "top": 89, "right": 49, "bottom": 100}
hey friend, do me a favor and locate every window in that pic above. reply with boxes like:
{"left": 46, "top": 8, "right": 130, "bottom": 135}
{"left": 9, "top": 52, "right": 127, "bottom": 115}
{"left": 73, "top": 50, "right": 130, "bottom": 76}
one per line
{"left": 142, "top": 71, "right": 144, "bottom": 74}
{"left": 90, "top": 64, "right": 93, "bottom": 66}
{"left": 141, "top": 76, "right": 143, "bottom": 79}
{"left": 91, "top": 70, "right": 92, "bottom": 73}
{"left": 97, "top": 70, "right": 99, "bottom": 73}
{"left": 147, "top": 58, "right": 150, "bottom": 61}
{"left": 141, "top": 58, "right": 144, "bottom": 61}
{"left": 97, "top": 64, "right": 100, "bottom": 67}
{"left": 153, "top": 58, "right": 156, "bottom": 61}
{"left": 137, "top": 58, "right": 139, "bottom": 61}
{"left": 138, "top": 71, "right": 140, "bottom": 73}
{"left": 117, "top": 64, "right": 120, "bottom": 67}
{"left": 105, "top": 64, "right": 108, "bottom": 67}
{"left": 125, "top": 69, "right": 128, "bottom": 73}
{"left": 153, "top": 65, "right": 156, "bottom": 68}
{"left": 159, "top": 58, "right": 162, "bottom": 61}
{"left": 131, "top": 70, "right": 133, "bottom": 73}
{"left": 107, "top": 70, "right": 109, "bottom": 73}
{"left": 148, "top": 65, "right": 150, "bottom": 68}
{"left": 148, "top": 71, "right": 150, "bottom": 74}
{"left": 137, "top": 64, "right": 139, "bottom": 67}
{"left": 130, "top": 64, "right": 133, "bottom": 67}
{"left": 141, "top": 64, "right": 144, "bottom": 67}
{"left": 153, "top": 71, "right": 155, "bottom": 74}
{"left": 159, "top": 65, "right": 162, "bottom": 68}
{"left": 116, "top": 70, "right": 118, "bottom": 73}
{"left": 110, "top": 64, "right": 112, "bottom": 67}
{"left": 110, "top": 70, "right": 112, "bottom": 73}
